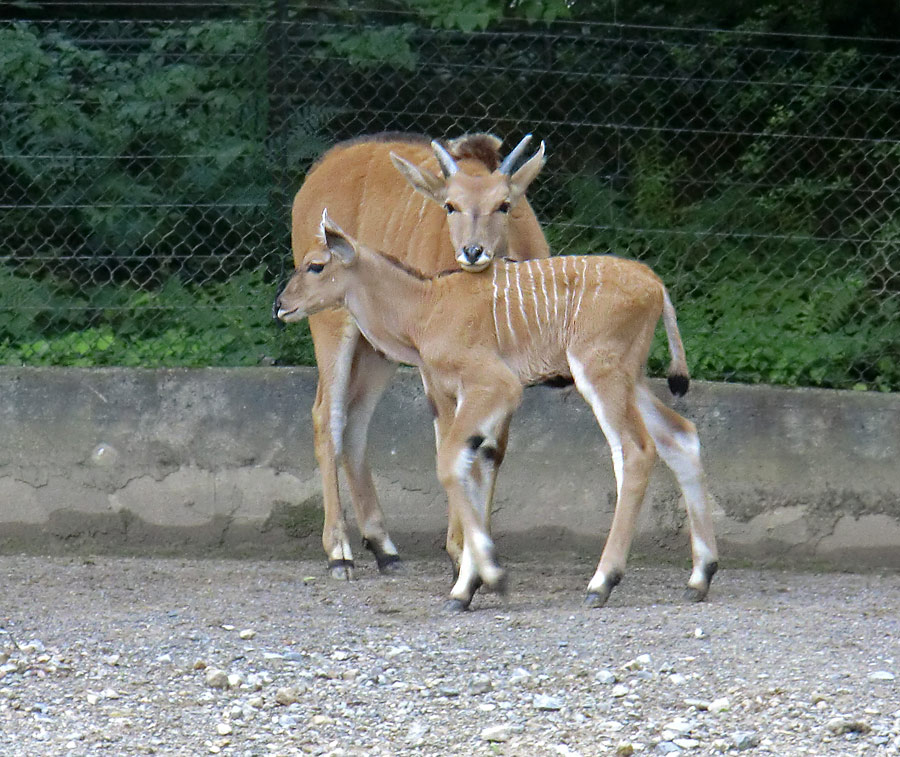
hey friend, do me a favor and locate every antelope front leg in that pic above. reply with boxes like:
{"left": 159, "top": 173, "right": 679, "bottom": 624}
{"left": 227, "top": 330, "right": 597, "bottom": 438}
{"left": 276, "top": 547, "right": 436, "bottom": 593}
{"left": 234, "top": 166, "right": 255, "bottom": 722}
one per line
{"left": 437, "top": 443, "right": 504, "bottom": 612}
{"left": 440, "top": 406, "right": 509, "bottom": 580}
{"left": 311, "top": 377, "right": 354, "bottom": 579}
{"left": 636, "top": 384, "right": 719, "bottom": 601}
{"left": 309, "top": 311, "right": 359, "bottom": 579}
{"left": 435, "top": 383, "right": 521, "bottom": 611}
{"left": 569, "top": 357, "right": 656, "bottom": 608}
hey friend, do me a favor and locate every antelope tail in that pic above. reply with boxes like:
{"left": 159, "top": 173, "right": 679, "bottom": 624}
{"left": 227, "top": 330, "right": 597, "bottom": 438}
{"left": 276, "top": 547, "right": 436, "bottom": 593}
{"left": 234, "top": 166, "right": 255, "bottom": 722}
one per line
{"left": 662, "top": 288, "right": 690, "bottom": 397}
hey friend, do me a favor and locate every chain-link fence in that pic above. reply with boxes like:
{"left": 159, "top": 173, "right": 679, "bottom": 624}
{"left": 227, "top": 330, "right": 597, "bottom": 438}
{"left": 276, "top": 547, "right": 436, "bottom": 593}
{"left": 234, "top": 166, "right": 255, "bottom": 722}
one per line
{"left": 2, "top": 5, "right": 899, "bottom": 389}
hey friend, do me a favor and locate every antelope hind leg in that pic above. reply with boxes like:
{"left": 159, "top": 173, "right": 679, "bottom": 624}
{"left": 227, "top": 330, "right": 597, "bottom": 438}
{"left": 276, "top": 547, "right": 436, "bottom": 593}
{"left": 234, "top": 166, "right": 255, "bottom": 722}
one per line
{"left": 569, "top": 357, "right": 656, "bottom": 608}
{"left": 636, "top": 384, "right": 719, "bottom": 601}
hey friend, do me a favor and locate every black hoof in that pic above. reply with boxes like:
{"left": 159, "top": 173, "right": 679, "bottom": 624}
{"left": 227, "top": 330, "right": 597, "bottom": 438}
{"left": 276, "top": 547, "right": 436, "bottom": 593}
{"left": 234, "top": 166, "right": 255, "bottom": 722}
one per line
{"left": 683, "top": 586, "right": 708, "bottom": 603}
{"left": 683, "top": 561, "right": 718, "bottom": 603}
{"left": 327, "top": 558, "right": 354, "bottom": 581}
{"left": 584, "top": 571, "right": 622, "bottom": 608}
{"left": 489, "top": 571, "right": 508, "bottom": 597}
{"left": 377, "top": 554, "right": 404, "bottom": 574}
{"left": 583, "top": 589, "right": 611, "bottom": 609}
{"left": 442, "top": 598, "right": 470, "bottom": 613}
{"left": 363, "top": 538, "right": 403, "bottom": 574}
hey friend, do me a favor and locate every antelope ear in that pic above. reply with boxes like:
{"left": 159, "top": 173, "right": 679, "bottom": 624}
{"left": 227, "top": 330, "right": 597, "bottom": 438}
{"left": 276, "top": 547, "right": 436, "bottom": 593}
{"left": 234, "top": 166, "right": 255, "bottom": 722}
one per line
{"left": 390, "top": 152, "right": 446, "bottom": 203}
{"left": 509, "top": 140, "right": 546, "bottom": 201}
{"left": 320, "top": 209, "right": 357, "bottom": 266}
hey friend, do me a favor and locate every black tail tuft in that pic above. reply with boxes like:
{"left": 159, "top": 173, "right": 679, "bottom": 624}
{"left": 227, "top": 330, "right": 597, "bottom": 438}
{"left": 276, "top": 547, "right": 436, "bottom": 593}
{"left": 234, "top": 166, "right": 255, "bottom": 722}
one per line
{"left": 667, "top": 373, "right": 690, "bottom": 397}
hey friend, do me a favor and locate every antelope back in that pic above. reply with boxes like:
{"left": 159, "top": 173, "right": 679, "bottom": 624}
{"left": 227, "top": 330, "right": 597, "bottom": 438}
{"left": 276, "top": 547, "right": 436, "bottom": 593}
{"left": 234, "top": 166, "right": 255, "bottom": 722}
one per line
{"left": 291, "top": 133, "right": 548, "bottom": 276}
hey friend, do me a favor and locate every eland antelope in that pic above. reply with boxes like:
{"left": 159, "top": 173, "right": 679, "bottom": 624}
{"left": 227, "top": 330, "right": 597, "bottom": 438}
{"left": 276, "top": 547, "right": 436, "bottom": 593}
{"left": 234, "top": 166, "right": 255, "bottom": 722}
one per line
{"left": 276, "top": 211, "right": 719, "bottom": 610}
{"left": 290, "top": 132, "right": 549, "bottom": 579}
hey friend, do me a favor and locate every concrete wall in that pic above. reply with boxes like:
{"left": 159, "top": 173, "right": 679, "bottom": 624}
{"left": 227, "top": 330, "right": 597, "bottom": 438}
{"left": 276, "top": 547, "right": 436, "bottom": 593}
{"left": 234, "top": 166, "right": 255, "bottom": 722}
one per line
{"left": 1, "top": 367, "right": 898, "bottom": 568}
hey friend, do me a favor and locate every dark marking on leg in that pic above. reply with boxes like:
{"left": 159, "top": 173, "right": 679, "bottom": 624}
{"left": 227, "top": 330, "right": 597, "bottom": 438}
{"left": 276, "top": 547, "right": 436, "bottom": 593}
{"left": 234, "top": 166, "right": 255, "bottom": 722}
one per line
{"left": 583, "top": 570, "right": 622, "bottom": 609}
{"left": 443, "top": 573, "right": 483, "bottom": 613}
{"left": 426, "top": 395, "right": 438, "bottom": 419}
{"left": 481, "top": 445, "right": 498, "bottom": 462}
{"left": 466, "top": 434, "right": 486, "bottom": 451}
{"left": 668, "top": 373, "right": 690, "bottom": 397}
{"left": 683, "top": 561, "right": 719, "bottom": 603}
{"left": 362, "top": 538, "right": 403, "bottom": 574}
{"left": 376, "top": 553, "right": 403, "bottom": 573}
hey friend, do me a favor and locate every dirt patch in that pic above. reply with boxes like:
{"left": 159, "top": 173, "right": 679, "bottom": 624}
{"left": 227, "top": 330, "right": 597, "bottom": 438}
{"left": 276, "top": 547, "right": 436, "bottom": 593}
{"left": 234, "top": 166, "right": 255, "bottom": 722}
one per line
{"left": 1, "top": 554, "right": 898, "bottom": 755}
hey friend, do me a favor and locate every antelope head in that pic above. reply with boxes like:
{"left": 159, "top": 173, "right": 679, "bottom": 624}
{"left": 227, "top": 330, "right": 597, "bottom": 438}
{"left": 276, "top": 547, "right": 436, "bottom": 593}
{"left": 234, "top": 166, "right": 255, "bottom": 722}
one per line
{"left": 390, "top": 135, "right": 545, "bottom": 272}
{"left": 275, "top": 210, "right": 358, "bottom": 323}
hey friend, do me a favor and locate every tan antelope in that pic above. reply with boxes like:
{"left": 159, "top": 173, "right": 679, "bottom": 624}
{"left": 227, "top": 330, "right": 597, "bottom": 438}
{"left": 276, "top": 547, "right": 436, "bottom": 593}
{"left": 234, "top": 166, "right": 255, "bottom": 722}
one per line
{"left": 290, "top": 132, "right": 549, "bottom": 579}
{"left": 276, "top": 211, "right": 720, "bottom": 610}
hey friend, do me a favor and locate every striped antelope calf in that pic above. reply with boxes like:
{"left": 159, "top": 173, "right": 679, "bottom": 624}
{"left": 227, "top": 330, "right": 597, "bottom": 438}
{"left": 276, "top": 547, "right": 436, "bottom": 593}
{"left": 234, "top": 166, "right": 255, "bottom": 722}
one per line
{"left": 275, "top": 211, "right": 719, "bottom": 610}
{"left": 291, "top": 133, "right": 548, "bottom": 579}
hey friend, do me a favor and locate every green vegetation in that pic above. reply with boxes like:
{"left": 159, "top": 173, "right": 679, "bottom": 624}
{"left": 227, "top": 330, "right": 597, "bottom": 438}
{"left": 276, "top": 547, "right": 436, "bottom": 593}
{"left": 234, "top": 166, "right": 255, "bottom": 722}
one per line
{"left": 2, "top": 2, "right": 898, "bottom": 390}
{"left": 0, "top": 265, "right": 314, "bottom": 367}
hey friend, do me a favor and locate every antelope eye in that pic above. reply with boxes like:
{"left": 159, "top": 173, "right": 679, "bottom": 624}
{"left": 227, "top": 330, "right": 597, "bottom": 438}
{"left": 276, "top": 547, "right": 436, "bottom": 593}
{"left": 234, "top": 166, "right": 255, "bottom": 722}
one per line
{"left": 444, "top": 202, "right": 458, "bottom": 214}
{"left": 497, "top": 201, "right": 511, "bottom": 214}
{"left": 307, "top": 262, "right": 325, "bottom": 273}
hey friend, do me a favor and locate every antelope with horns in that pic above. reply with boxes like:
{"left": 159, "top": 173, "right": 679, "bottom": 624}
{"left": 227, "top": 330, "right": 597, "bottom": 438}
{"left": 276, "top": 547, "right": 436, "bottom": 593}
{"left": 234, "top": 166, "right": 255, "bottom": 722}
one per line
{"left": 290, "top": 132, "right": 549, "bottom": 579}
{"left": 276, "top": 211, "right": 719, "bottom": 610}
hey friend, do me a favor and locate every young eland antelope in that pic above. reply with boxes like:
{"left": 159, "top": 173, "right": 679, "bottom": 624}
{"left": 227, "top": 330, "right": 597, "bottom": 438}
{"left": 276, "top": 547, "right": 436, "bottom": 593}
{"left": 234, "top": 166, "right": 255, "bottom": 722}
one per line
{"left": 275, "top": 211, "right": 719, "bottom": 610}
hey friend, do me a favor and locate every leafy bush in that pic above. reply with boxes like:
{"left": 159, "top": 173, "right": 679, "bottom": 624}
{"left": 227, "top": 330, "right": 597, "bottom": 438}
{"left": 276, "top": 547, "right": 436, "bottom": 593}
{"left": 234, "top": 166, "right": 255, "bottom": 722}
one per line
{"left": 2, "top": 8, "right": 898, "bottom": 392}
{"left": 0, "top": 265, "right": 313, "bottom": 368}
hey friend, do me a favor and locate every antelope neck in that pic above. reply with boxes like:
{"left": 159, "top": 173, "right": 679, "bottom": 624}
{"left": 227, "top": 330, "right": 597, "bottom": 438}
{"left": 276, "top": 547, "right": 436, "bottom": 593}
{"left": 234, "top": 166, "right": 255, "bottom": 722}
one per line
{"left": 342, "top": 248, "right": 432, "bottom": 367}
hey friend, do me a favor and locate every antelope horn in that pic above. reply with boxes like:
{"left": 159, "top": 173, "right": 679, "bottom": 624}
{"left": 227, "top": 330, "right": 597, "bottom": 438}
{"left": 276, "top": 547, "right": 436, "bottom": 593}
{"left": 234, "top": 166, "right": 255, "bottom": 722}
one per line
{"left": 498, "top": 134, "right": 533, "bottom": 175}
{"left": 430, "top": 140, "right": 459, "bottom": 177}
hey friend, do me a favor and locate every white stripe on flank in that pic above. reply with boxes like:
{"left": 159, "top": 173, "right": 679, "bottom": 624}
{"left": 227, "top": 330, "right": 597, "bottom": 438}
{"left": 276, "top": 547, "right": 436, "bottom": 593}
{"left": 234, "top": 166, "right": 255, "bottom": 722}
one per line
{"left": 526, "top": 262, "right": 544, "bottom": 336}
{"left": 562, "top": 257, "right": 571, "bottom": 332}
{"left": 569, "top": 352, "right": 624, "bottom": 499}
{"left": 548, "top": 259, "right": 559, "bottom": 324}
{"left": 593, "top": 261, "right": 604, "bottom": 302}
{"left": 573, "top": 258, "right": 588, "bottom": 323}
{"left": 491, "top": 265, "right": 500, "bottom": 346}
{"left": 536, "top": 261, "right": 551, "bottom": 333}
{"left": 503, "top": 265, "right": 515, "bottom": 348}
{"left": 514, "top": 265, "right": 529, "bottom": 332}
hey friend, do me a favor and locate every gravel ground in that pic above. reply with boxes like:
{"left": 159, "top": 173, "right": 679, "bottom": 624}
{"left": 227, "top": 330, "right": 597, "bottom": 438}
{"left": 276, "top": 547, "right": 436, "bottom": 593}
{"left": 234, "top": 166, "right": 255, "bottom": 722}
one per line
{"left": 1, "top": 554, "right": 898, "bottom": 756}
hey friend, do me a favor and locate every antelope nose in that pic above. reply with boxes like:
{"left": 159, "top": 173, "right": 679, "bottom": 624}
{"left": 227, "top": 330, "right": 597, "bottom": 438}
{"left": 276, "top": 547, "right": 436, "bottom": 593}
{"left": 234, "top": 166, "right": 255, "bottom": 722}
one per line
{"left": 462, "top": 245, "right": 484, "bottom": 263}
{"left": 272, "top": 281, "right": 286, "bottom": 320}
